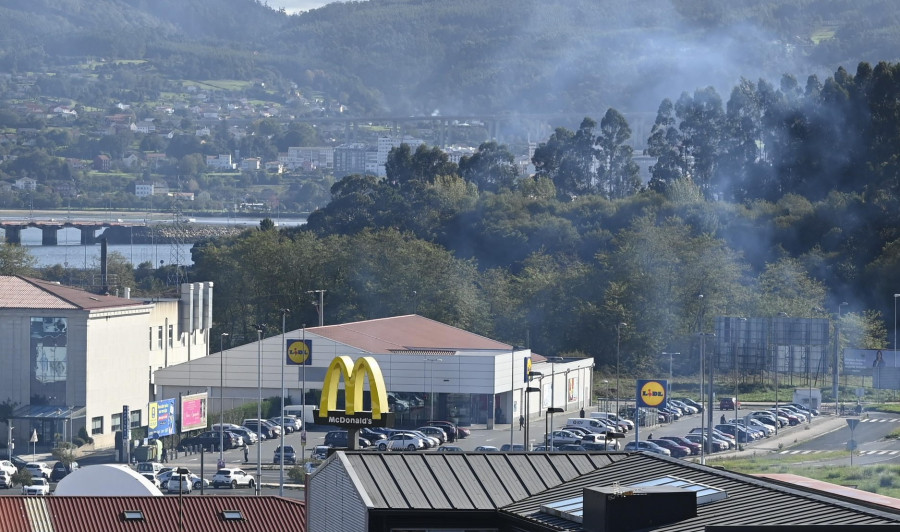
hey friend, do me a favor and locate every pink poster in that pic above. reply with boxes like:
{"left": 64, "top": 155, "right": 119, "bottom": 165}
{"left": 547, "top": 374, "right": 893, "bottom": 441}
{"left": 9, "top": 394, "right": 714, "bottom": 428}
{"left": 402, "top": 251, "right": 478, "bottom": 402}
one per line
{"left": 180, "top": 392, "right": 208, "bottom": 432}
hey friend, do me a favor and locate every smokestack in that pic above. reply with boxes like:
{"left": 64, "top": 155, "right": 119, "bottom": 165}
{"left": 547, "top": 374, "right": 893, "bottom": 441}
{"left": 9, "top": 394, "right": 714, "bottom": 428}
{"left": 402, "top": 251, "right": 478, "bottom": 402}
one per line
{"left": 100, "top": 237, "right": 109, "bottom": 295}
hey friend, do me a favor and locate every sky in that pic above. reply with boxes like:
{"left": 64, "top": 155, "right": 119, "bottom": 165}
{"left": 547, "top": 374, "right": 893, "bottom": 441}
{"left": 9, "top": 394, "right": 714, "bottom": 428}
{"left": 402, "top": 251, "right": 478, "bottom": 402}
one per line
{"left": 274, "top": 0, "right": 344, "bottom": 14}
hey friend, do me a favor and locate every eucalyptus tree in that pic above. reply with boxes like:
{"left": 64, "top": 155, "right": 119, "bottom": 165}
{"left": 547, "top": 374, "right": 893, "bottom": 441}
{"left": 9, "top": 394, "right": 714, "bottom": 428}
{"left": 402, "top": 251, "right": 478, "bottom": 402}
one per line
{"left": 595, "top": 108, "right": 641, "bottom": 200}
{"left": 646, "top": 99, "right": 686, "bottom": 192}
{"left": 458, "top": 141, "right": 519, "bottom": 193}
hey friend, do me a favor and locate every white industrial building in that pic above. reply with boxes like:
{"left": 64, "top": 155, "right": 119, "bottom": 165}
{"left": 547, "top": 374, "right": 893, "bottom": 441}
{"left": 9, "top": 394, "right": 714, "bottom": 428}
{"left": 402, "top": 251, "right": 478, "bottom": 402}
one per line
{"left": 153, "top": 315, "right": 593, "bottom": 430}
{"left": 1, "top": 277, "right": 213, "bottom": 451}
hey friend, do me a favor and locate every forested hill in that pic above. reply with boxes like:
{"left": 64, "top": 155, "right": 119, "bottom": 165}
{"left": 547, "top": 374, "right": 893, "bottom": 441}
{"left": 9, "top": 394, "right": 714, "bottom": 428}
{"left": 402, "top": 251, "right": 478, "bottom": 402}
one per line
{"left": 5, "top": 0, "right": 900, "bottom": 115}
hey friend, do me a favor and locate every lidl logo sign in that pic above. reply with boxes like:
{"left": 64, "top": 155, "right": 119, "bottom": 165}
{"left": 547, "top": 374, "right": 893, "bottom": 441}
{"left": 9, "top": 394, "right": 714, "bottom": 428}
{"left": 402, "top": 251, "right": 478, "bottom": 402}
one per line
{"left": 636, "top": 379, "right": 668, "bottom": 409}
{"left": 286, "top": 339, "right": 312, "bottom": 365}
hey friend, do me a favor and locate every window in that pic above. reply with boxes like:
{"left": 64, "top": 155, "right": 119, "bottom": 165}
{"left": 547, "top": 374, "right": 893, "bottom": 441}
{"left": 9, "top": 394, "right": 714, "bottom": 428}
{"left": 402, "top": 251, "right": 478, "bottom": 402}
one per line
{"left": 123, "top": 511, "right": 144, "bottom": 521}
{"left": 91, "top": 416, "right": 103, "bottom": 435}
{"left": 130, "top": 409, "right": 142, "bottom": 428}
{"left": 149, "top": 327, "right": 153, "bottom": 350}
{"left": 157, "top": 326, "right": 163, "bottom": 349}
{"left": 111, "top": 413, "right": 122, "bottom": 433}
{"left": 168, "top": 324, "right": 174, "bottom": 347}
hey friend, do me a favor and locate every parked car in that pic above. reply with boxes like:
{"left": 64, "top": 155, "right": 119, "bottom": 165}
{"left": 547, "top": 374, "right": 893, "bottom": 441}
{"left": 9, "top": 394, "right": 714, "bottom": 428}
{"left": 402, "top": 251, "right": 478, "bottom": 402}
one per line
{"left": 22, "top": 477, "right": 50, "bottom": 495}
{"left": 426, "top": 421, "right": 459, "bottom": 441}
{"left": 437, "top": 445, "right": 464, "bottom": 452}
{"left": 0, "top": 460, "right": 16, "bottom": 476}
{"left": 50, "top": 460, "right": 79, "bottom": 482}
{"left": 531, "top": 445, "right": 559, "bottom": 451}
{"left": 770, "top": 408, "right": 801, "bottom": 426}
{"left": 500, "top": 444, "right": 526, "bottom": 451}
{"left": 25, "top": 462, "right": 51, "bottom": 479}
{"left": 407, "top": 430, "right": 439, "bottom": 448}
{"left": 788, "top": 403, "right": 819, "bottom": 417}
{"left": 545, "top": 430, "right": 582, "bottom": 446}
{"left": 683, "top": 433, "right": 725, "bottom": 453}
{"left": 312, "top": 445, "right": 331, "bottom": 460}
{"left": 324, "top": 430, "right": 372, "bottom": 449}
{"left": 180, "top": 431, "right": 235, "bottom": 452}
{"left": 242, "top": 418, "right": 281, "bottom": 440}
{"left": 675, "top": 398, "right": 704, "bottom": 413}
{"left": 719, "top": 397, "right": 740, "bottom": 410}
{"left": 715, "top": 423, "right": 753, "bottom": 443}
{"left": 167, "top": 474, "right": 193, "bottom": 494}
{"left": 558, "top": 444, "right": 587, "bottom": 451}
{"left": 360, "top": 428, "right": 387, "bottom": 442}
{"left": 623, "top": 441, "right": 671, "bottom": 456}
{"left": 212, "top": 468, "right": 256, "bottom": 489}
{"left": 474, "top": 446, "right": 500, "bottom": 452}
{"left": 669, "top": 399, "right": 698, "bottom": 415}
{"left": 273, "top": 445, "right": 297, "bottom": 464}
{"left": 377, "top": 432, "right": 426, "bottom": 451}
{"left": 0, "top": 471, "right": 12, "bottom": 489}
{"left": 660, "top": 435, "right": 701, "bottom": 455}
{"left": 650, "top": 439, "right": 690, "bottom": 458}
{"left": 269, "top": 415, "right": 301, "bottom": 434}
{"left": 140, "top": 472, "right": 161, "bottom": 488}
{"left": 417, "top": 426, "right": 447, "bottom": 444}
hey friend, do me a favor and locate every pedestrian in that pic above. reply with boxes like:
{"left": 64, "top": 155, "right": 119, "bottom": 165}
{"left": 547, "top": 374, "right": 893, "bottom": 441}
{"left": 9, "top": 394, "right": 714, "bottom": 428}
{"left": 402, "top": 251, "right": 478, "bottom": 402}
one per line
{"left": 243, "top": 443, "right": 249, "bottom": 463}
{"left": 647, "top": 433, "right": 653, "bottom": 440}
{"left": 519, "top": 415, "right": 525, "bottom": 431}
{"left": 720, "top": 414, "right": 726, "bottom": 424}
{"left": 161, "top": 446, "right": 168, "bottom": 463}
{"left": 580, "top": 408, "right": 585, "bottom": 419}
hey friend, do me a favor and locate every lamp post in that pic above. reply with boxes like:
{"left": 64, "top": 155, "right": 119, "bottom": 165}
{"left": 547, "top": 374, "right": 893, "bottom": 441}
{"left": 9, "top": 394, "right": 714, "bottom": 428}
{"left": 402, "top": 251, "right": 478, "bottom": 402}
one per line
{"left": 734, "top": 319, "right": 746, "bottom": 431}
{"left": 615, "top": 323, "right": 627, "bottom": 421}
{"left": 308, "top": 290, "right": 325, "bottom": 327}
{"left": 279, "top": 308, "right": 290, "bottom": 497}
{"left": 602, "top": 380, "right": 609, "bottom": 413}
{"left": 894, "top": 294, "right": 899, "bottom": 368}
{"left": 254, "top": 323, "right": 266, "bottom": 496}
{"left": 218, "top": 332, "right": 229, "bottom": 464}
{"left": 425, "top": 357, "right": 443, "bottom": 421}
{"left": 835, "top": 302, "right": 848, "bottom": 414}
{"left": 526, "top": 371, "right": 542, "bottom": 450}
{"left": 662, "top": 352, "right": 679, "bottom": 396}
{"left": 510, "top": 346, "right": 516, "bottom": 449}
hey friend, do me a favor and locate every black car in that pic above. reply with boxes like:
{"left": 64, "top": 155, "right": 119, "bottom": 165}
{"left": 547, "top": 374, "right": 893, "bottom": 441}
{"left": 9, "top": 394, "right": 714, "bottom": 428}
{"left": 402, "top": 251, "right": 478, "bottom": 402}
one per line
{"left": 323, "top": 430, "right": 371, "bottom": 448}
{"left": 50, "top": 460, "right": 79, "bottom": 482}
{"left": 179, "top": 431, "right": 236, "bottom": 452}
{"left": 426, "top": 421, "right": 458, "bottom": 442}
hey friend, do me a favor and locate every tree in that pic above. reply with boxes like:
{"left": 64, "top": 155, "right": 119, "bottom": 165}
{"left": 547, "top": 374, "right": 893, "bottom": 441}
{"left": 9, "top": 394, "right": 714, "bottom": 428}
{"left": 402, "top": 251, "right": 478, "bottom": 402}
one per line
{"left": 646, "top": 99, "right": 685, "bottom": 192}
{"left": 595, "top": 108, "right": 640, "bottom": 199}
{"left": 0, "top": 243, "right": 36, "bottom": 276}
{"left": 532, "top": 117, "right": 598, "bottom": 199}
{"left": 458, "top": 141, "right": 518, "bottom": 193}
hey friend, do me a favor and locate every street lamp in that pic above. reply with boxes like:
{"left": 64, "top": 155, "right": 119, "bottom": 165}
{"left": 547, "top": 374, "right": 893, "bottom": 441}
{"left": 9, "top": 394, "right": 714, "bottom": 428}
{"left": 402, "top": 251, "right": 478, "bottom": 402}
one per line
{"left": 425, "top": 357, "right": 443, "bottom": 421}
{"left": 253, "top": 323, "right": 266, "bottom": 496}
{"left": 662, "top": 352, "right": 680, "bottom": 396}
{"left": 218, "top": 332, "right": 229, "bottom": 464}
{"left": 835, "top": 302, "right": 848, "bottom": 414}
{"left": 526, "top": 371, "right": 542, "bottom": 449}
{"left": 602, "top": 380, "right": 609, "bottom": 413}
{"left": 615, "top": 323, "right": 627, "bottom": 422}
{"left": 279, "top": 308, "right": 290, "bottom": 497}
{"left": 546, "top": 407, "right": 563, "bottom": 449}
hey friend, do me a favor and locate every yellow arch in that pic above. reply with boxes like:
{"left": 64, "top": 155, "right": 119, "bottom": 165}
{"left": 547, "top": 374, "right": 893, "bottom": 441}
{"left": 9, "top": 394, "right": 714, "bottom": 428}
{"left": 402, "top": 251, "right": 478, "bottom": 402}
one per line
{"left": 319, "top": 356, "right": 390, "bottom": 419}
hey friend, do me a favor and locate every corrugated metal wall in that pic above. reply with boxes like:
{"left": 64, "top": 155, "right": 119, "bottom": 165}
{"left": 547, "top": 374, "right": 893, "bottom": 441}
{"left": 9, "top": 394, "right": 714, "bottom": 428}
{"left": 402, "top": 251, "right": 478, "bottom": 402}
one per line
{"left": 308, "top": 459, "right": 367, "bottom": 532}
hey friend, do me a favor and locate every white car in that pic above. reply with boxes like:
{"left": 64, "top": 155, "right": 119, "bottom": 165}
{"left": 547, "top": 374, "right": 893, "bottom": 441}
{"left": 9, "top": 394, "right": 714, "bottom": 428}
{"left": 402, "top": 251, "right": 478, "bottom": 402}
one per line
{"left": 212, "top": 468, "right": 256, "bottom": 489}
{"left": 23, "top": 477, "right": 50, "bottom": 495}
{"left": 141, "top": 472, "right": 161, "bottom": 488}
{"left": 377, "top": 433, "right": 426, "bottom": 451}
{"left": 167, "top": 474, "right": 193, "bottom": 494}
{"left": 0, "top": 460, "right": 16, "bottom": 476}
{"left": 25, "top": 462, "right": 52, "bottom": 479}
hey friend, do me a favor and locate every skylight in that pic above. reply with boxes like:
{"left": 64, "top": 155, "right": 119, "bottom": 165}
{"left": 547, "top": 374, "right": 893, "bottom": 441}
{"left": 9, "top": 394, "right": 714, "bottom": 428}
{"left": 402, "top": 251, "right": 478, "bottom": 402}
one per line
{"left": 122, "top": 510, "right": 144, "bottom": 521}
{"left": 222, "top": 510, "right": 244, "bottom": 521}
{"left": 632, "top": 476, "right": 727, "bottom": 505}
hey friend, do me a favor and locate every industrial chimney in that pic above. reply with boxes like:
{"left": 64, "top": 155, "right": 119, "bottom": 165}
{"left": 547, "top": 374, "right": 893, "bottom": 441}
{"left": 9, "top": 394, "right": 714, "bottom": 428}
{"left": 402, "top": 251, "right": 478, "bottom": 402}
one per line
{"left": 99, "top": 237, "right": 109, "bottom": 295}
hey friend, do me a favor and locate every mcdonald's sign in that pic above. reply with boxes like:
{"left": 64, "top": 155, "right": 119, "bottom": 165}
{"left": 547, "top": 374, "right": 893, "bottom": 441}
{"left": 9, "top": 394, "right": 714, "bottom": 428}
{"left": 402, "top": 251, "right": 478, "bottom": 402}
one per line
{"left": 314, "top": 356, "right": 395, "bottom": 428}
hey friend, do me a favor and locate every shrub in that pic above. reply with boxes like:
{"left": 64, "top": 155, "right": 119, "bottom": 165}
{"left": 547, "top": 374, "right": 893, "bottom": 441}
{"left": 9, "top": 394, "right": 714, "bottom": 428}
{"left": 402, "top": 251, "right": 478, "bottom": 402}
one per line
{"left": 880, "top": 475, "right": 893, "bottom": 488}
{"left": 73, "top": 438, "right": 85, "bottom": 447}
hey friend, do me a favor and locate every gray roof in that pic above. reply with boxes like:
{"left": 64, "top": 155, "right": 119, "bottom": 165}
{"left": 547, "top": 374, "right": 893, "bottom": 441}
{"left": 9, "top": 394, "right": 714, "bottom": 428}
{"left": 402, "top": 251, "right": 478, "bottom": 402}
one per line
{"left": 339, "top": 451, "right": 625, "bottom": 511}
{"left": 334, "top": 451, "right": 900, "bottom": 531}
{"left": 502, "top": 453, "right": 900, "bottom": 531}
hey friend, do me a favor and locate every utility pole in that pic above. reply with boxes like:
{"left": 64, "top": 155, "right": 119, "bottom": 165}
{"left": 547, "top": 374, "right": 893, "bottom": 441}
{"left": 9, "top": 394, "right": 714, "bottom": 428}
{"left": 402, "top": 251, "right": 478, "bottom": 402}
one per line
{"left": 308, "top": 290, "right": 325, "bottom": 327}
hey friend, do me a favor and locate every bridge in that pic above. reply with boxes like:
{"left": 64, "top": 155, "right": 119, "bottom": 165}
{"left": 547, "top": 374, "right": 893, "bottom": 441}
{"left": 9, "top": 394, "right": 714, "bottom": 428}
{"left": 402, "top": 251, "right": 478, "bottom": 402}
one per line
{"left": 0, "top": 219, "right": 147, "bottom": 245}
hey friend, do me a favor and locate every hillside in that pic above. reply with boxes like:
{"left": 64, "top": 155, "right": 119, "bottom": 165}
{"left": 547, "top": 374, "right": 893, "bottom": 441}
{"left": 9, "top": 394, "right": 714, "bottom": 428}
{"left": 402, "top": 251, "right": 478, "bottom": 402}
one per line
{"left": 3, "top": 0, "right": 900, "bottom": 116}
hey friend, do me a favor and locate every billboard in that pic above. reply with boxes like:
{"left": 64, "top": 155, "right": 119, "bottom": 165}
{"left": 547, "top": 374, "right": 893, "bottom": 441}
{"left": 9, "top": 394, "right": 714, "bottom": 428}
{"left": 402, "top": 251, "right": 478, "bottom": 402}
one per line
{"left": 180, "top": 392, "right": 208, "bottom": 433}
{"left": 148, "top": 398, "right": 176, "bottom": 438}
{"left": 844, "top": 348, "right": 896, "bottom": 376}
{"left": 286, "top": 338, "right": 312, "bottom": 366}
{"left": 636, "top": 379, "right": 668, "bottom": 409}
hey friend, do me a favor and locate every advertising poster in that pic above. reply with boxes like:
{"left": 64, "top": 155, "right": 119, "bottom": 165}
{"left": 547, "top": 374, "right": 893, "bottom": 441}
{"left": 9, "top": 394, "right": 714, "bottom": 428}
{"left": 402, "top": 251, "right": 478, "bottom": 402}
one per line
{"left": 180, "top": 392, "right": 208, "bottom": 433}
{"left": 148, "top": 398, "right": 176, "bottom": 438}
{"left": 30, "top": 317, "right": 68, "bottom": 402}
{"left": 567, "top": 376, "right": 577, "bottom": 402}
{"left": 844, "top": 348, "right": 896, "bottom": 376}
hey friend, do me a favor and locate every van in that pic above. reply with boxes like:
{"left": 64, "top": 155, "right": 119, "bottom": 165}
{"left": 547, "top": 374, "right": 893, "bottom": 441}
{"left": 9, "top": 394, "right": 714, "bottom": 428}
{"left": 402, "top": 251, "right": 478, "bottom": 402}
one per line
{"left": 566, "top": 418, "right": 620, "bottom": 434}
{"left": 282, "top": 404, "right": 317, "bottom": 425}
{"left": 136, "top": 462, "right": 162, "bottom": 475}
{"left": 590, "top": 412, "right": 634, "bottom": 431}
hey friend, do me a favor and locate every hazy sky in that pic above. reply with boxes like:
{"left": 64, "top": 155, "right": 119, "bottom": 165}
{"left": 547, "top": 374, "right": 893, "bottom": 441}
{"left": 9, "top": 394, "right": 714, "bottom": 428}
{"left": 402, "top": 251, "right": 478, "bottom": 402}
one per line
{"left": 274, "top": 0, "right": 343, "bottom": 14}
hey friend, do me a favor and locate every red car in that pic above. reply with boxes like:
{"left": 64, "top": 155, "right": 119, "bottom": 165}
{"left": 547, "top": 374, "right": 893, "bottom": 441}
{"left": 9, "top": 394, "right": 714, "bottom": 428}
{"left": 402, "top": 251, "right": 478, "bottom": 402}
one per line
{"left": 660, "top": 435, "right": 701, "bottom": 456}
{"left": 649, "top": 439, "right": 690, "bottom": 458}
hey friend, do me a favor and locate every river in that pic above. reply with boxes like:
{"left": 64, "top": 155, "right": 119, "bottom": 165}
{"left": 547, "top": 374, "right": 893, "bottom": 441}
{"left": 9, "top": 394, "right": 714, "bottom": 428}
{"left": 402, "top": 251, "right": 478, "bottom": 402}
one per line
{"left": 4, "top": 215, "right": 307, "bottom": 268}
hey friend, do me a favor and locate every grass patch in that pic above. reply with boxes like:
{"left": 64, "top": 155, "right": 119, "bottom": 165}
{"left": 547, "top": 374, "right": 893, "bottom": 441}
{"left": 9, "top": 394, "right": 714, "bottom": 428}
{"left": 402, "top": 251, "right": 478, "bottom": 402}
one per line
{"left": 183, "top": 79, "right": 253, "bottom": 91}
{"left": 810, "top": 26, "right": 836, "bottom": 44}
